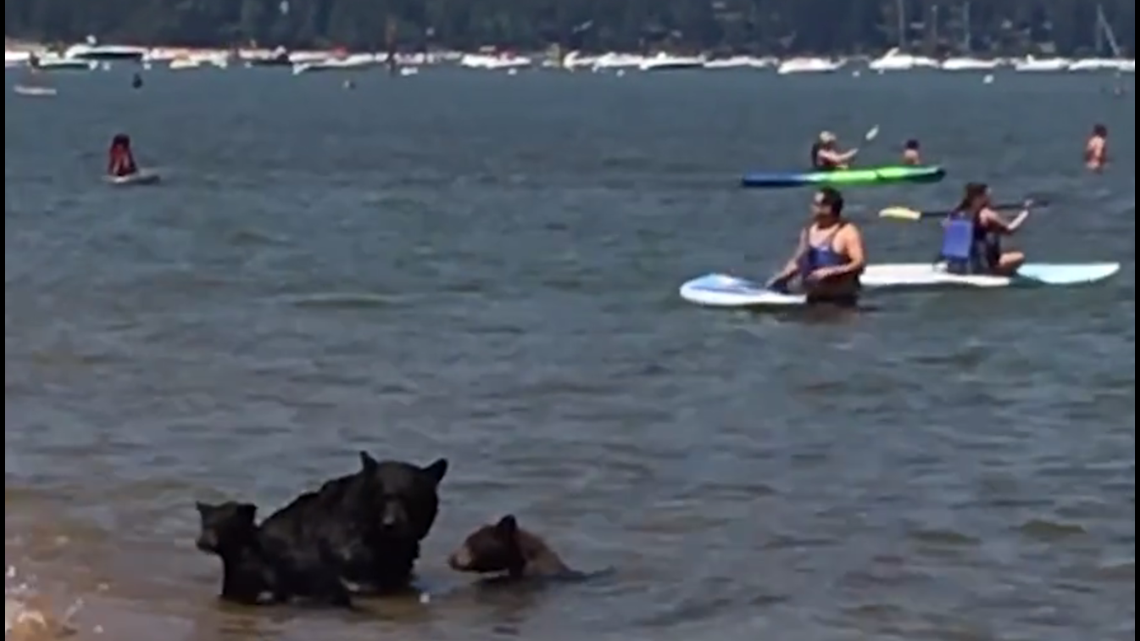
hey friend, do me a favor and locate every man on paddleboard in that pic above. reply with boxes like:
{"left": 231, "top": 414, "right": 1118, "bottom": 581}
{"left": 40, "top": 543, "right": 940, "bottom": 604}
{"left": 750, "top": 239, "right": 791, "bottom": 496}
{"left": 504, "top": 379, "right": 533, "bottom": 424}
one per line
{"left": 766, "top": 187, "right": 866, "bottom": 307}
{"left": 939, "top": 183, "right": 1029, "bottom": 276}
{"left": 810, "top": 131, "right": 858, "bottom": 171}
{"left": 107, "top": 134, "right": 139, "bottom": 178}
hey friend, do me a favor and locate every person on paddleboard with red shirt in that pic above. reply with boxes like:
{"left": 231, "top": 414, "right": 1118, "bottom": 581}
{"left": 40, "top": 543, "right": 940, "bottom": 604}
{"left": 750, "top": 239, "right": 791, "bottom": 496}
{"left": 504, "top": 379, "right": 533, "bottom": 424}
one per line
{"left": 766, "top": 187, "right": 866, "bottom": 307}
{"left": 809, "top": 131, "right": 859, "bottom": 171}
{"left": 107, "top": 134, "right": 140, "bottom": 178}
{"left": 938, "top": 182, "right": 1030, "bottom": 277}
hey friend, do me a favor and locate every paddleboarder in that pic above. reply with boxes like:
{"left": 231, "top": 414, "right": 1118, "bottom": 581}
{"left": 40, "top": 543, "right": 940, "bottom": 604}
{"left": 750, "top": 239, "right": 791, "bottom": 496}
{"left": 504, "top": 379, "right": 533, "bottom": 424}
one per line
{"left": 1085, "top": 124, "right": 1107, "bottom": 172}
{"left": 810, "top": 131, "right": 859, "bottom": 171}
{"left": 107, "top": 134, "right": 140, "bottom": 178}
{"left": 766, "top": 187, "right": 866, "bottom": 307}
{"left": 940, "top": 182, "right": 1030, "bottom": 276}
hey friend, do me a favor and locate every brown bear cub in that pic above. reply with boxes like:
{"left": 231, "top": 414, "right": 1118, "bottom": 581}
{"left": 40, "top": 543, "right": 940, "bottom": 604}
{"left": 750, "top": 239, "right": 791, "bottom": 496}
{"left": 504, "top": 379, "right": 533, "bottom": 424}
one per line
{"left": 448, "top": 515, "right": 578, "bottom": 580}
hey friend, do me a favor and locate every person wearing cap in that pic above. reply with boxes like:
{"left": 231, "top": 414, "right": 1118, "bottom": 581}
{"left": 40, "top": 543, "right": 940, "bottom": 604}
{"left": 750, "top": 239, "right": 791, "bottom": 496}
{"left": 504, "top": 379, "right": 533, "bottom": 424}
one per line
{"left": 810, "top": 131, "right": 859, "bottom": 171}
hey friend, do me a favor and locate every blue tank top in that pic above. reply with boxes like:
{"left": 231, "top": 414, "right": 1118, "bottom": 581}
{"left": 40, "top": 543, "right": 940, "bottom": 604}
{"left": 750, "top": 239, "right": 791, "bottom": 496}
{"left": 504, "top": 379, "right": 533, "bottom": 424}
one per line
{"left": 801, "top": 225, "right": 846, "bottom": 274}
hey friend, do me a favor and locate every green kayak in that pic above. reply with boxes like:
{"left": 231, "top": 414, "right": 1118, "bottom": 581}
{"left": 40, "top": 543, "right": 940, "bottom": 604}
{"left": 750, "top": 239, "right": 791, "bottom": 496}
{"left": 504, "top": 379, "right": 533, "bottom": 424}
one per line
{"left": 740, "top": 165, "right": 946, "bottom": 189}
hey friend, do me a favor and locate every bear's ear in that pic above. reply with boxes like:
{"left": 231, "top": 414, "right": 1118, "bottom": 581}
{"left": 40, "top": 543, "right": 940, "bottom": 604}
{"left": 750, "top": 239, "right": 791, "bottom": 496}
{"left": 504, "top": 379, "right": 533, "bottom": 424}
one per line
{"left": 422, "top": 458, "right": 448, "bottom": 485}
{"left": 235, "top": 503, "right": 258, "bottom": 525}
{"left": 359, "top": 451, "right": 379, "bottom": 472}
{"left": 195, "top": 501, "right": 214, "bottom": 516}
{"left": 494, "top": 514, "right": 518, "bottom": 536}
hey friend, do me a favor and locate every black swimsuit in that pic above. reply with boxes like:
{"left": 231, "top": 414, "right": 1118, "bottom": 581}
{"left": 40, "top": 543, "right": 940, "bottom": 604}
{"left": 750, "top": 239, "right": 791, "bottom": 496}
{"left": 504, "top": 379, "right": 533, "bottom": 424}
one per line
{"left": 810, "top": 143, "right": 838, "bottom": 171}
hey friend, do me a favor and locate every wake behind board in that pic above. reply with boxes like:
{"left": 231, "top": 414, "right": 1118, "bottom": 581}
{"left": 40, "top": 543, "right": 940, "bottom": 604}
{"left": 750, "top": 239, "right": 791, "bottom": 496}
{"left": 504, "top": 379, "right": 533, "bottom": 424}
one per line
{"left": 679, "top": 274, "right": 807, "bottom": 308}
{"left": 105, "top": 171, "right": 161, "bottom": 187}
{"left": 741, "top": 165, "right": 945, "bottom": 189}
{"left": 861, "top": 262, "right": 1120, "bottom": 289}
{"left": 13, "top": 85, "right": 57, "bottom": 97}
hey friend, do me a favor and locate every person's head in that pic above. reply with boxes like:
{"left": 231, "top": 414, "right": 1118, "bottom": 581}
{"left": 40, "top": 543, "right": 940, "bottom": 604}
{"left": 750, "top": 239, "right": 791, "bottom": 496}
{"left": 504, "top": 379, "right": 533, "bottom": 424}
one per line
{"left": 812, "top": 187, "right": 844, "bottom": 221}
{"left": 818, "top": 131, "right": 837, "bottom": 149}
{"left": 1092, "top": 123, "right": 1107, "bottom": 138}
{"left": 111, "top": 133, "right": 131, "bottom": 148}
{"left": 904, "top": 139, "right": 920, "bottom": 151}
{"left": 957, "top": 182, "right": 990, "bottom": 212}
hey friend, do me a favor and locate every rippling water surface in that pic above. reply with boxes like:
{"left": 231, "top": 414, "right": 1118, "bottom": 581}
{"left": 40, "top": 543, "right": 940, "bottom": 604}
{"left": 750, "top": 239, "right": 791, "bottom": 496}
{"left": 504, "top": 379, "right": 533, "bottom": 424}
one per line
{"left": 5, "top": 69, "right": 1136, "bottom": 640}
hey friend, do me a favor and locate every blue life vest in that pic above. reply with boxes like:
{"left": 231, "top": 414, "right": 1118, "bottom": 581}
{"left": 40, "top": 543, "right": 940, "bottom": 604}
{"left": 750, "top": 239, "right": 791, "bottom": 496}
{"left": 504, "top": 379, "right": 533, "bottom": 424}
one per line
{"left": 940, "top": 213, "right": 988, "bottom": 274}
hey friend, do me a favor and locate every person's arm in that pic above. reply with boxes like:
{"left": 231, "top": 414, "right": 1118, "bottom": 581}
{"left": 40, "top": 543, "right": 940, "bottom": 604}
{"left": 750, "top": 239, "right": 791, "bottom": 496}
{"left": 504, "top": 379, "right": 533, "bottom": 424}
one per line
{"left": 766, "top": 230, "right": 807, "bottom": 287}
{"left": 818, "top": 149, "right": 855, "bottom": 165}
{"left": 812, "top": 225, "right": 866, "bottom": 279}
{"left": 982, "top": 206, "right": 1029, "bottom": 235}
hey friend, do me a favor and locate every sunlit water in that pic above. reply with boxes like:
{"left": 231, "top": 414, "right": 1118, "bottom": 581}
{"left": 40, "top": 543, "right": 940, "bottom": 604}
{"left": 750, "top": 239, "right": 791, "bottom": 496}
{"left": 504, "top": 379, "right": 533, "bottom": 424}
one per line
{"left": 5, "top": 68, "right": 1136, "bottom": 640}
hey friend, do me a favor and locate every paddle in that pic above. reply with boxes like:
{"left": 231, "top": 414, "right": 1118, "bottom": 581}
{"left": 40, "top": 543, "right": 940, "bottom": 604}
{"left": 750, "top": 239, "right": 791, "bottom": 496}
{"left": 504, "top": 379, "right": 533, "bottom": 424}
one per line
{"left": 879, "top": 200, "right": 1046, "bottom": 221}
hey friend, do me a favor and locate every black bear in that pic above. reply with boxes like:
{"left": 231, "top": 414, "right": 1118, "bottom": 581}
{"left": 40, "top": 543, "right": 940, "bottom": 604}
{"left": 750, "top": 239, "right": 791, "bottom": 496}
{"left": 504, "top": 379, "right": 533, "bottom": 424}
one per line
{"left": 256, "top": 452, "right": 448, "bottom": 593}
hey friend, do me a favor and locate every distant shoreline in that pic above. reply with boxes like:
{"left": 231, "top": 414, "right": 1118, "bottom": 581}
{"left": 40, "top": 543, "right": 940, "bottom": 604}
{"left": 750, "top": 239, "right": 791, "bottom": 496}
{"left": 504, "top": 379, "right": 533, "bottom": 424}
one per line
{"left": 5, "top": 38, "right": 47, "bottom": 52}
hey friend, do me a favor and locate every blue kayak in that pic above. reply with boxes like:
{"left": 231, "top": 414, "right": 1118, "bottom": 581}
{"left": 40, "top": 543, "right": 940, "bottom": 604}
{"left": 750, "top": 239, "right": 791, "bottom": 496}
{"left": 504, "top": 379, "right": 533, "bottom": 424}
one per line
{"left": 740, "top": 165, "right": 946, "bottom": 189}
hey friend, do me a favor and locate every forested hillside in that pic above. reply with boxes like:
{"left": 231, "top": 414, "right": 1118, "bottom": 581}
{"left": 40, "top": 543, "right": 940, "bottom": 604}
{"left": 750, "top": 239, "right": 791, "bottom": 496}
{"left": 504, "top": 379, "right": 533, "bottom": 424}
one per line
{"left": 4, "top": 0, "right": 1134, "bottom": 55}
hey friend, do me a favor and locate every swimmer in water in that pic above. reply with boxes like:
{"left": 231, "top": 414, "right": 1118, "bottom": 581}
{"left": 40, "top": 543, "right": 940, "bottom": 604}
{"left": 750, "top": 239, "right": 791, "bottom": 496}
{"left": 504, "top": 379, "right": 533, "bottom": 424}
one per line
{"left": 766, "top": 187, "right": 866, "bottom": 307}
{"left": 938, "top": 182, "right": 1030, "bottom": 277}
{"left": 1085, "top": 124, "right": 1107, "bottom": 171}
{"left": 902, "top": 139, "right": 921, "bottom": 165}
{"left": 809, "top": 131, "right": 858, "bottom": 171}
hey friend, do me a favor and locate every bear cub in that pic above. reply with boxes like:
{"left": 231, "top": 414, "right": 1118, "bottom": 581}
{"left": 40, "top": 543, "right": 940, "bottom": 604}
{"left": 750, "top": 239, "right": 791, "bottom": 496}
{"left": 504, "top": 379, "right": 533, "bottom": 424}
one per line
{"left": 448, "top": 515, "right": 577, "bottom": 580}
{"left": 196, "top": 500, "right": 352, "bottom": 607}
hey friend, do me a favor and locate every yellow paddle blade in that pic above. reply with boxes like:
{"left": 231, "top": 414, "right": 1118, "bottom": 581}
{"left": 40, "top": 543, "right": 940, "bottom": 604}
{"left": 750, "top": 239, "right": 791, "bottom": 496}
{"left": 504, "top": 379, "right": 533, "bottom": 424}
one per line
{"left": 878, "top": 207, "right": 923, "bottom": 221}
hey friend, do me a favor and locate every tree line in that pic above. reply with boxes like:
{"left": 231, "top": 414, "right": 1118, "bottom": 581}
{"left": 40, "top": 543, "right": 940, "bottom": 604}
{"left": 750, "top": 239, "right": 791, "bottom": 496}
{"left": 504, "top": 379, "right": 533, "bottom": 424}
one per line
{"left": 4, "top": 0, "right": 1134, "bottom": 56}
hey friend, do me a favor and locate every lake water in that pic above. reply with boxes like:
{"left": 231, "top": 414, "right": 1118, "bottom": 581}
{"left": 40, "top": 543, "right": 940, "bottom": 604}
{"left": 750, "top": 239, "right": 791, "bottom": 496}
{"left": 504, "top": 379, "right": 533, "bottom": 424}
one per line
{"left": 4, "top": 68, "right": 1136, "bottom": 641}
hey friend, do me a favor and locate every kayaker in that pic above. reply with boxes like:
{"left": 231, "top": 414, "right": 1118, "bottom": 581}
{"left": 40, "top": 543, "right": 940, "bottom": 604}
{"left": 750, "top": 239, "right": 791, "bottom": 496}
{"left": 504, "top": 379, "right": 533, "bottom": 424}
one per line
{"left": 810, "top": 131, "right": 858, "bottom": 171}
{"left": 766, "top": 187, "right": 866, "bottom": 307}
{"left": 902, "top": 139, "right": 921, "bottom": 165}
{"left": 939, "top": 182, "right": 1029, "bottom": 276}
{"left": 1085, "top": 124, "right": 1107, "bottom": 171}
{"left": 107, "top": 134, "right": 139, "bottom": 178}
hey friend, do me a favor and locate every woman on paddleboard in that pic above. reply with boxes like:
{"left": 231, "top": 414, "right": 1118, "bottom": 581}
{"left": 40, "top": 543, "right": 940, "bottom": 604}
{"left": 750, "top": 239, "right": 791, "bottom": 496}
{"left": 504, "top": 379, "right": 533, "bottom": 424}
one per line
{"left": 940, "top": 182, "right": 1029, "bottom": 276}
{"left": 1085, "top": 124, "right": 1108, "bottom": 172}
{"left": 767, "top": 187, "right": 866, "bottom": 307}
{"left": 107, "top": 134, "right": 139, "bottom": 178}
{"left": 810, "top": 132, "right": 858, "bottom": 171}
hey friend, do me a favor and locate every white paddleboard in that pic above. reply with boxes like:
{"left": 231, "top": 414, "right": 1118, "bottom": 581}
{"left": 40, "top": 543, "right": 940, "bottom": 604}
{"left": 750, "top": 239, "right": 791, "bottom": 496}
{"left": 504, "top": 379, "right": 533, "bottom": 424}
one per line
{"left": 680, "top": 262, "right": 1120, "bottom": 308}
{"left": 679, "top": 274, "right": 807, "bottom": 308}
{"left": 105, "top": 171, "right": 161, "bottom": 187}
{"left": 861, "top": 262, "right": 1120, "bottom": 289}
